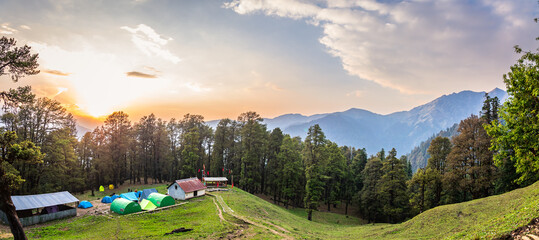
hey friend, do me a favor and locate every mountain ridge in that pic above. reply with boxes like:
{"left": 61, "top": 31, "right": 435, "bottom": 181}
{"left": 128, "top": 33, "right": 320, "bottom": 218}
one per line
{"left": 206, "top": 88, "right": 507, "bottom": 155}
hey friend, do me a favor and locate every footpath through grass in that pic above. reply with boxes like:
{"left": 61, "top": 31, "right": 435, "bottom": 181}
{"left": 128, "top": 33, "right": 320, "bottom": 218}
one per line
{"left": 215, "top": 181, "right": 539, "bottom": 239}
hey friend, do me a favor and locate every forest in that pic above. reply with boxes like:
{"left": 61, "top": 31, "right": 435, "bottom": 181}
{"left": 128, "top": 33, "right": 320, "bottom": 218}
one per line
{"left": 0, "top": 37, "right": 537, "bottom": 227}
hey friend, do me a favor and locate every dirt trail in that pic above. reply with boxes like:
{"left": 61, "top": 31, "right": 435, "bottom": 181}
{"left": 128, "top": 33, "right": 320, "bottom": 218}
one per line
{"left": 210, "top": 193, "right": 293, "bottom": 240}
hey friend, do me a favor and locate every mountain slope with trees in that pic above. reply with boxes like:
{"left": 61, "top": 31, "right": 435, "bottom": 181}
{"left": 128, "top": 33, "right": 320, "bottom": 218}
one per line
{"left": 207, "top": 88, "right": 507, "bottom": 155}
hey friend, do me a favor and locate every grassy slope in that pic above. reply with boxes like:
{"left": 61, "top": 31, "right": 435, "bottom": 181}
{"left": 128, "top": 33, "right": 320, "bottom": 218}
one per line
{"left": 216, "top": 181, "right": 539, "bottom": 239}
{"left": 2, "top": 181, "right": 538, "bottom": 239}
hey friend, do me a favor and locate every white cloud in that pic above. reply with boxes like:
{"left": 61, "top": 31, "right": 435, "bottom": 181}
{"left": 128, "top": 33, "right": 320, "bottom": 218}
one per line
{"left": 121, "top": 24, "right": 181, "bottom": 64}
{"left": 225, "top": 0, "right": 536, "bottom": 95}
{"left": 346, "top": 90, "right": 362, "bottom": 97}
{"left": 20, "top": 25, "right": 31, "bottom": 30}
{"left": 0, "top": 23, "right": 18, "bottom": 34}
{"left": 183, "top": 82, "right": 211, "bottom": 93}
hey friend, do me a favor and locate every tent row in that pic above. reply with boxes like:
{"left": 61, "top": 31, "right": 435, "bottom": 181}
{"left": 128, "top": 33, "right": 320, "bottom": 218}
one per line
{"left": 110, "top": 192, "right": 175, "bottom": 215}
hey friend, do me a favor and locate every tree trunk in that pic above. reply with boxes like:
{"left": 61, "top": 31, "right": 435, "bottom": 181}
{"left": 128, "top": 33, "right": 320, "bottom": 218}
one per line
{"left": 0, "top": 192, "right": 27, "bottom": 240}
{"left": 345, "top": 200, "right": 349, "bottom": 215}
{"left": 307, "top": 209, "right": 312, "bottom": 221}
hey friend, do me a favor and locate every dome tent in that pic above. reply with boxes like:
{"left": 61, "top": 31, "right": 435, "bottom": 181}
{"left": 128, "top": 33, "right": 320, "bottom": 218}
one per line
{"left": 119, "top": 192, "right": 139, "bottom": 202}
{"left": 101, "top": 196, "right": 112, "bottom": 203}
{"left": 147, "top": 193, "right": 175, "bottom": 207}
{"left": 110, "top": 198, "right": 141, "bottom": 215}
{"left": 111, "top": 194, "right": 119, "bottom": 201}
{"left": 78, "top": 201, "right": 93, "bottom": 209}
{"left": 139, "top": 199, "right": 157, "bottom": 211}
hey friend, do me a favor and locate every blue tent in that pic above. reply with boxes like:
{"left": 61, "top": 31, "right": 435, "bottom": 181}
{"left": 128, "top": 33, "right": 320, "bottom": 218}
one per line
{"left": 111, "top": 194, "right": 119, "bottom": 201}
{"left": 139, "top": 188, "right": 158, "bottom": 201}
{"left": 101, "top": 196, "right": 113, "bottom": 203}
{"left": 119, "top": 192, "right": 139, "bottom": 201}
{"left": 137, "top": 191, "right": 143, "bottom": 198}
{"left": 78, "top": 201, "right": 93, "bottom": 209}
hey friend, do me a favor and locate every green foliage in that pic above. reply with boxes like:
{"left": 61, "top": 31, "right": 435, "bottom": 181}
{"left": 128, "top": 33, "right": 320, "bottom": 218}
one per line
{"left": 303, "top": 124, "right": 328, "bottom": 220}
{"left": 0, "top": 36, "right": 40, "bottom": 82}
{"left": 444, "top": 115, "right": 495, "bottom": 203}
{"left": 323, "top": 142, "right": 346, "bottom": 211}
{"left": 278, "top": 135, "right": 304, "bottom": 208}
{"left": 238, "top": 111, "right": 267, "bottom": 193}
{"left": 0, "top": 131, "right": 43, "bottom": 191}
{"left": 360, "top": 156, "right": 383, "bottom": 222}
{"left": 407, "top": 124, "right": 458, "bottom": 172}
{"left": 378, "top": 148, "right": 409, "bottom": 223}
{"left": 486, "top": 45, "right": 539, "bottom": 186}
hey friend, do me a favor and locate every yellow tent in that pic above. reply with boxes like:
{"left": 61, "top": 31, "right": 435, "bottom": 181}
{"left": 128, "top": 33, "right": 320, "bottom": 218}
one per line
{"left": 99, "top": 185, "right": 104, "bottom": 192}
{"left": 140, "top": 199, "right": 157, "bottom": 211}
{"left": 109, "top": 184, "right": 114, "bottom": 190}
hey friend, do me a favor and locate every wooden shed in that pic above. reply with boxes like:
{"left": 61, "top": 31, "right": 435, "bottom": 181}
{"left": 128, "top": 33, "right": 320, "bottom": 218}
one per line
{"left": 167, "top": 178, "right": 206, "bottom": 200}
{"left": 0, "top": 191, "right": 78, "bottom": 226}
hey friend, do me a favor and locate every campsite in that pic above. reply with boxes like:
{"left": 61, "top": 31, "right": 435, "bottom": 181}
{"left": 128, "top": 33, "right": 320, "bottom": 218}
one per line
{"left": 0, "top": 178, "right": 223, "bottom": 239}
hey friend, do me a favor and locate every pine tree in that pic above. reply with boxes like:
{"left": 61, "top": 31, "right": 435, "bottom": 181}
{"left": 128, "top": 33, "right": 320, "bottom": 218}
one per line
{"left": 303, "top": 124, "right": 328, "bottom": 221}
{"left": 324, "top": 142, "right": 346, "bottom": 211}
{"left": 426, "top": 136, "right": 451, "bottom": 207}
{"left": 238, "top": 111, "right": 267, "bottom": 193}
{"left": 360, "top": 156, "right": 383, "bottom": 222}
{"left": 278, "top": 135, "right": 304, "bottom": 208}
{"left": 378, "top": 148, "right": 409, "bottom": 223}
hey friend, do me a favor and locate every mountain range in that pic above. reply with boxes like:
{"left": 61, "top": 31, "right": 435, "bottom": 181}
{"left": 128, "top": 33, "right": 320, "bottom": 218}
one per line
{"left": 207, "top": 88, "right": 507, "bottom": 156}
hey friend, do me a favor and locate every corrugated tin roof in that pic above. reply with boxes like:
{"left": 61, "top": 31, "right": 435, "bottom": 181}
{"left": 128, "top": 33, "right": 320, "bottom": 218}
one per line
{"left": 204, "top": 177, "right": 228, "bottom": 182}
{"left": 170, "top": 177, "right": 206, "bottom": 193}
{"left": 11, "top": 191, "right": 79, "bottom": 211}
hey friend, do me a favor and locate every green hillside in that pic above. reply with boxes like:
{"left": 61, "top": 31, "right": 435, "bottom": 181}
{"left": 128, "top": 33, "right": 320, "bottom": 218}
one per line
{"left": 216, "top": 181, "right": 539, "bottom": 239}
{"left": 1, "top": 181, "right": 538, "bottom": 239}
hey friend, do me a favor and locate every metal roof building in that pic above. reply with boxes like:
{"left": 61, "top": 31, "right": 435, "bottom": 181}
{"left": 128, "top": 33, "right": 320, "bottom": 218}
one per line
{"left": 11, "top": 191, "right": 79, "bottom": 211}
{"left": 203, "top": 177, "right": 229, "bottom": 188}
{"left": 0, "top": 191, "right": 79, "bottom": 226}
{"left": 167, "top": 178, "right": 206, "bottom": 200}
{"left": 203, "top": 177, "right": 228, "bottom": 182}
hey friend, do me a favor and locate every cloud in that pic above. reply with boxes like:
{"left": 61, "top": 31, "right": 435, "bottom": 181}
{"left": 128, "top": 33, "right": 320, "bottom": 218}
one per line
{"left": 121, "top": 24, "right": 181, "bottom": 64}
{"left": 55, "top": 87, "right": 68, "bottom": 96}
{"left": 0, "top": 23, "right": 17, "bottom": 34}
{"left": 346, "top": 90, "right": 362, "bottom": 97}
{"left": 20, "top": 25, "right": 31, "bottom": 30}
{"left": 225, "top": 0, "right": 536, "bottom": 95}
{"left": 264, "top": 82, "right": 283, "bottom": 91}
{"left": 43, "top": 69, "right": 71, "bottom": 76}
{"left": 184, "top": 82, "right": 211, "bottom": 93}
{"left": 126, "top": 71, "right": 157, "bottom": 78}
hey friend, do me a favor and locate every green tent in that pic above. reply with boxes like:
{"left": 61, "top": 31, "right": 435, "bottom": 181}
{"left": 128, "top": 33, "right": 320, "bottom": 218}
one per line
{"left": 99, "top": 185, "right": 104, "bottom": 192}
{"left": 147, "top": 193, "right": 175, "bottom": 207}
{"left": 140, "top": 199, "right": 157, "bottom": 211}
{"left": 110, "top": 198, "right": 142, "bottom": 215}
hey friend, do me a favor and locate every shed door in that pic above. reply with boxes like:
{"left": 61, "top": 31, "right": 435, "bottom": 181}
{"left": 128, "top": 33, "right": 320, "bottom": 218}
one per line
{"left": 194, "top": 190, "right": 198, "bottom": 197}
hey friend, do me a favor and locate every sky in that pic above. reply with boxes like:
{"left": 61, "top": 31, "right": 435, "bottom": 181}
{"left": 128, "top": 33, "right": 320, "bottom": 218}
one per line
{"left": 0, "top": 0, "right": 536, "bottom": 129}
